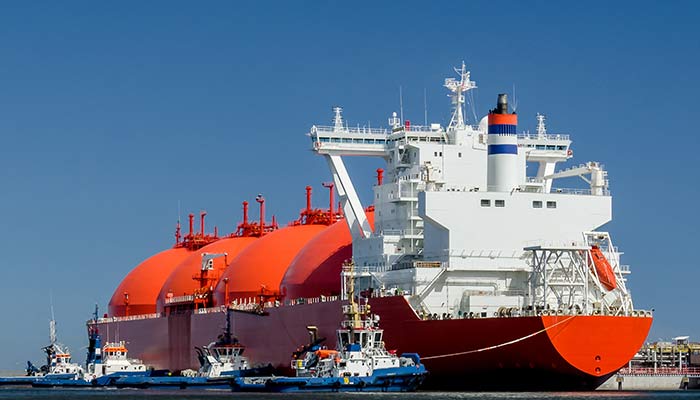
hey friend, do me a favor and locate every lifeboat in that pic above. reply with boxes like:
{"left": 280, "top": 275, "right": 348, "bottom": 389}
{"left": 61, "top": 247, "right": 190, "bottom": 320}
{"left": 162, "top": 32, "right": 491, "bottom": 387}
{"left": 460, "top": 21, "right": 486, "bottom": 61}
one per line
{"left": 589, "top": 245, "right": 617, "bottom": 291}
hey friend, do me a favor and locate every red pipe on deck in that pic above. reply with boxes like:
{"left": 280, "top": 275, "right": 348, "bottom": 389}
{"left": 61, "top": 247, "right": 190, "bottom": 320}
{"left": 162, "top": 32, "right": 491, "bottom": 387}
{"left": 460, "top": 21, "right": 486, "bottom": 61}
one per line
{"left": 377, "top": 168, "right": 384, "bottom": 186}
{"left": 322, "top": 182, "right": 335, "bottom": 223}
{"left": 256, "top": 195, "right": 265, "bottom": 233}
{"left": 305, "top": 186, "right": 312, "bottom": 212}
{"left": 242, "top": 201, "right": 249, "bottom": 225}
{"left": 200, "top": 211, "right": 207, "bottom": 236}
{"left": 188, "top": 214, "right": 194, "bottom": 237}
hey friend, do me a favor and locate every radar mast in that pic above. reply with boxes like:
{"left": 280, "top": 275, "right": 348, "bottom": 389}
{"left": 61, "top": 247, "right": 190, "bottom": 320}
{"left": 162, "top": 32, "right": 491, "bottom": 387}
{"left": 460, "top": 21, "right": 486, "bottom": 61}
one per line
{"left": 444, "top": 61, "right": 477, "bottom": 130}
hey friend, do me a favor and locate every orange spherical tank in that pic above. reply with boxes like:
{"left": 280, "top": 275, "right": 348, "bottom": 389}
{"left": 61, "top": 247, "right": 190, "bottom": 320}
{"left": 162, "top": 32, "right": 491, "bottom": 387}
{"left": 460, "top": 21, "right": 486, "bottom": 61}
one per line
{"left": 108, "top": 247, "right": 192, "bottom": 317}
{"left": 280, "top": 212, "right": 374, "bottom": 300}
{"left": 156, "top": 237, "right": 257, "bottom": 312}
{"left": 213, "top": 224, "right": 328, "bottom": 304}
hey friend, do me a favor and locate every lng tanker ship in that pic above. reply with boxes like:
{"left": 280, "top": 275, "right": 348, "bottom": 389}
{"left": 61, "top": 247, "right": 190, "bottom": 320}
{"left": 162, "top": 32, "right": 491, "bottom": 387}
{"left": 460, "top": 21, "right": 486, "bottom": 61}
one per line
{"left": 96, "top": 63, "right": 652, "bottom": 390}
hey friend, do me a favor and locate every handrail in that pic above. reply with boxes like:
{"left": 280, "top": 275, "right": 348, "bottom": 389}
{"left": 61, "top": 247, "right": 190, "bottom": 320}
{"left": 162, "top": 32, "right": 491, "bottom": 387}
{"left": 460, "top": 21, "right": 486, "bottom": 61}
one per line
{"left": 550, "top": 187, "right": 611, "bottom": 196}
{"left": 618, "top": 367, "right": 700, "bottom": 376}
{"left": 165, "top": 295, "right": 194, "bottom": 304}
{"left": 312, "top": 125, "right": 390, "bottom": 135}
{"left": 517, "top": 133, "right": 570, "bottom": 141}
{"left": 95, "top": 313, "right": 161, "bottom": 324}
{"left": 93, "top": 292, "right": 652, "bottom": 324}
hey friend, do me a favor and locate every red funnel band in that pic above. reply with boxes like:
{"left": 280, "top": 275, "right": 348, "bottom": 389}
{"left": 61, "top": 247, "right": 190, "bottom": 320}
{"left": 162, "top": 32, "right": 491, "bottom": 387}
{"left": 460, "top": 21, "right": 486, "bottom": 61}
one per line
{"left": 488, "top": 113, "right": 517, "bottom": 125}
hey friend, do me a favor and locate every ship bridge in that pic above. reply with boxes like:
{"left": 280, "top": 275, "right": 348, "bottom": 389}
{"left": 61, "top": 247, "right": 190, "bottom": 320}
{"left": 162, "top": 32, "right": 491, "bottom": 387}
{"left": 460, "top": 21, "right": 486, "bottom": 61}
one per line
{"left": 309, "top": 108, "right": 451, "bottom": 158}
{"left": 310, "top": 109, "right": 572, "bottom": 168}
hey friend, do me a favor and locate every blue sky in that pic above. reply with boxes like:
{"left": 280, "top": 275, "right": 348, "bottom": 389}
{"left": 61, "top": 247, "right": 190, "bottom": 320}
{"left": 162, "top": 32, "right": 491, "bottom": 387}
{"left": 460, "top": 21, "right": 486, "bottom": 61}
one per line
{"left": 0, "top": 1, "right": 698, "bottom": 369}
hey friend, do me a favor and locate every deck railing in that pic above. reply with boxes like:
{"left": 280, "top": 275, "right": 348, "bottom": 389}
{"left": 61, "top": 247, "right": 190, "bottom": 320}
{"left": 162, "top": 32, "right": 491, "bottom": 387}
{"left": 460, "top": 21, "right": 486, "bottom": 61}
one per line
{"left": 618, "top": 366, "right": 700, "bottom": 376}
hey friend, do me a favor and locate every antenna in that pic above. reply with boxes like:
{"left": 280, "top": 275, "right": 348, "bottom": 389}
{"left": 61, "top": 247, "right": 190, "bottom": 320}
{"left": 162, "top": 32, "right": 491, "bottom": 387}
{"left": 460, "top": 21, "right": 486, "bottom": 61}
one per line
{"left": 177, "top": 200, "right": 181, "bottom": 225}
{"left": 399, "top": 85, "right": 404, "bottom": 123}
{"left": 511, "top": 84, "right": 519, "bottom": 113}
{"left": 469, "top": 89, "right": 478, "bottom": 122}
{"left": 536, "top": 113, "right": 547, "bottom": 138}
{"left": 332, "top": 106, "right": 344, "bottom": 131}
{"left": 49, "top": 299, "right": 56, "bottom": 346}
{"left": 444, "top": 61, "right": 477, "bottom": 130}
{"left": 424, "top": 88, "right": 428, "bottom": 126}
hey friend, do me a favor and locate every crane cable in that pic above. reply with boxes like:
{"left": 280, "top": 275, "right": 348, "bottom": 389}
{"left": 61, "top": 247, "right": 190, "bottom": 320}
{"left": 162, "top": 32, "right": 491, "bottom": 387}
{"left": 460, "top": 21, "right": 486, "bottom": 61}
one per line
{"left": 421, "top": 315, "right": 576, "bottom": 360}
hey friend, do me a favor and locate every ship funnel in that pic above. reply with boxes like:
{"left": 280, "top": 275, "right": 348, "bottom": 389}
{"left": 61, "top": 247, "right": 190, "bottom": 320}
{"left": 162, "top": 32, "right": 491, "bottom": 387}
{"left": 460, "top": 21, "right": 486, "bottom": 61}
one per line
{"left": 495, "top": 93, "right": 509, "bottom": 114}
{"left": 487, "top": 94, "right": 519, "bottom": 192}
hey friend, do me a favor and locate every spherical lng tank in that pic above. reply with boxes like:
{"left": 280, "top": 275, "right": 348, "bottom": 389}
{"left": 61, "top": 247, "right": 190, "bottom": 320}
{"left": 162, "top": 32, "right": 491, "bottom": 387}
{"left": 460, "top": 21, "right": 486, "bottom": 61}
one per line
{"left": 280, "top": 211, "right": 374, "bottom": 300}
{"left": 108, "top": 247, "right": 192, "bottom": 317}
{"left": 213, "top": 224, "right": 328, "bottom": 304}
{"left": 156, "top": 237, "right": 257, "bottom": 313}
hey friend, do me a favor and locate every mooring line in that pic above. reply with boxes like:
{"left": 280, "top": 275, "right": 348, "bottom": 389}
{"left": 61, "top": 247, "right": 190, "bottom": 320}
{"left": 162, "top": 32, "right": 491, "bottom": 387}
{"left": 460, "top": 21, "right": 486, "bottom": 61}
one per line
{"left": 421, "top": 315, "right": 576, "bottom": 360}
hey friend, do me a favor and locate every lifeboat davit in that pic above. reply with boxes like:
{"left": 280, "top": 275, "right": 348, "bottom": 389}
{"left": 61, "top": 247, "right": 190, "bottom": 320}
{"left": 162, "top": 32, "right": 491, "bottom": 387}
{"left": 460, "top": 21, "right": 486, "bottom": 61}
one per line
{"left": 589, "top": 245, "right": 617, "bottom": 291}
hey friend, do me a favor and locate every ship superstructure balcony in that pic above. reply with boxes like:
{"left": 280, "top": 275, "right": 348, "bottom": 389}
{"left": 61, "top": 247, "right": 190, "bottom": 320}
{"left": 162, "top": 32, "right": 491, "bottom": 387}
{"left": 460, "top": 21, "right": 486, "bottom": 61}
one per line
{"left": 310, "top": 125, "right": 390, "bottom": 157}
{"left": 518, "top": 133, "right": 572, "bottom": 162}
{"left": 310, "top": 124, "right": 455, "bottom": 157}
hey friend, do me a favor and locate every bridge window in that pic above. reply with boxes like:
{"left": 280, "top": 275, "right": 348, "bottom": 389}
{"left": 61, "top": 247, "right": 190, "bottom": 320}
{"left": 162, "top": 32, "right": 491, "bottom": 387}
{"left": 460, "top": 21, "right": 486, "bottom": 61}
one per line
{"left": 533, "top": 201, "right": 543, "bottom": 208}
{"left": 547, "top": 201, "right": 557, "bottom": 209}
{"left": 458, "top": 152, "right": 462, "bottom": 158}
{"left": 495, "top": 200, "right": 505, "bottom": 207}
{"left": 556, "top": 145, "right": 566, "bottom": 150}
{"left": 480, "top": 199, "right": 491, "bottom": 207}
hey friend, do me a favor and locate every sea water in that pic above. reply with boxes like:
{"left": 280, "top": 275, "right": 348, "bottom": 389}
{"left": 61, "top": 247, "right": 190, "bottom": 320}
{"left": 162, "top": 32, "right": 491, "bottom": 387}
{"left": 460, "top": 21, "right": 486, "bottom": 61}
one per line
{"left": 2, "top": 389, "right": 700, "bottom": 400}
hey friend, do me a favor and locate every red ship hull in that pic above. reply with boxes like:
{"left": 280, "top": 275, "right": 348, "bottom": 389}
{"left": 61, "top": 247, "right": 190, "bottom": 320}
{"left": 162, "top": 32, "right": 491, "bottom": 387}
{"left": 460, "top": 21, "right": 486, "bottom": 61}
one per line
{"left": 96, "top": 296, "right": 651, "bottom": 390}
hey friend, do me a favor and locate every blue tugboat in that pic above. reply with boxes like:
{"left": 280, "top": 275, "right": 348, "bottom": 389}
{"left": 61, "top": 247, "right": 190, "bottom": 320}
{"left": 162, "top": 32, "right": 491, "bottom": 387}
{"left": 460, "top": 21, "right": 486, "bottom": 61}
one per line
{"left": 0, "top": 309, "right": 84, "bottom": 386}
{"left": 114, "top": 309, "right": 269, "bottom": 389}
{"left": 230, "top": 262, "right": 427, "bottom": 392}
{"left": 32, "top": 306, "right": 150, "bottom": 387}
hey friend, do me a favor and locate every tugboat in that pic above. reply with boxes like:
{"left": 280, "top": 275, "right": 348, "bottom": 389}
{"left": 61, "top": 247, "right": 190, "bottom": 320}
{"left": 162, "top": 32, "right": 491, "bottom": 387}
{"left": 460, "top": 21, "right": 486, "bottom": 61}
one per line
{"left": 114, "top": 309, "right": 269, "bottom": 389}
{"left": 32, "top": 307, "right": 150, "bottom": 387}
{"left": 1, "top": 310, "right": 87, "bottom": 386}
{"left": 230, "top": 262, "right": 427, "bottom": 392}
{"left": 0, "top": 343, "right": 82, "bottom": 386}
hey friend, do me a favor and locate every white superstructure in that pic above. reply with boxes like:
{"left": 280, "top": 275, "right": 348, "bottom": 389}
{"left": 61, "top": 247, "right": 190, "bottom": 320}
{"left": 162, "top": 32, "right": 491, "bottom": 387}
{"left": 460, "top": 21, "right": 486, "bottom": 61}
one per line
{"left": 309, "top": 63, "right": 639, "bottom": 319}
